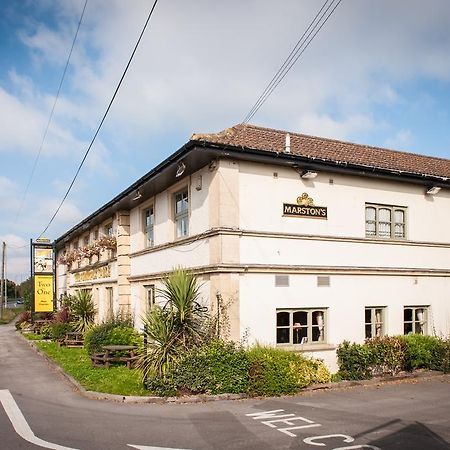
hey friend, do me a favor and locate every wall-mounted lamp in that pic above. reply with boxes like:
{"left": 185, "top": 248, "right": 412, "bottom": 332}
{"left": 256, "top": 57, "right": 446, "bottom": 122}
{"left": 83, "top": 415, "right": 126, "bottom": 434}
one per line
{"left": 426, "top": 186, "right": 441, "bottom": 195}
{"left": 301, "top": 170, "right": 318, "bottom": 179}
{"left": 132, "top": 189, "right": 142, "bottom": 201}
{"left": 176, "top": 161, "right": 186, "bottom": 177}
{"left": 208, "top": 160, "right": 218, "bottom": 171}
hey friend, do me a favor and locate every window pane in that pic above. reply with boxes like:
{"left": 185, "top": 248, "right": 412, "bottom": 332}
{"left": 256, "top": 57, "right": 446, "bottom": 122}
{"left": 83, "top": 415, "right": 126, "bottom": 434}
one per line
{"left": 365, "top": 308, "right": 372, "bottom": 323}
{"left": 395, "top": 223, "right": 405, "bottom": 238}
{"left": 365, "top": 207, "right": 376, "bottom": 220}
{"left": 277, "top": 328, "right": 290, "bottom": 344}
{"left": 394, "top": 209, "right": 404, "bottom": 223}
{"left": 378, "top": 208, "right": 391, "bottom": 237}
{"left": 312, "top": 326, "right": 321, "bottom": 342}
{"left": 415, "top": 308, "right": 425, "bottom": 322}
{"left": 293, "top": 311, "right": 308, "bottom": 326}
{"left": 404, "top": 323, "right": 413, "bottom": 334}
{"left": 365, "top": 324, "right": 372, "bottom": 339}
{"left": 379, "top": 208, "right": 391, "bottom": 221}
{"left": 293, "top": 326, "right": 307, "bottom": 344}
{"left": 404, "top": 308, "right": 412, "bottom": 321}
{"left": 175, "top": 190, "right": 188, "bottom": 214}
{"left": 277, "top": 312, "right": 289, "bottom": 327}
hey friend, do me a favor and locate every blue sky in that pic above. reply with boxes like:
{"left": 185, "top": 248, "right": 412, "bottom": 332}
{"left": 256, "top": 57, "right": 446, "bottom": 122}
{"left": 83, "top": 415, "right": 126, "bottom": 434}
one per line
{"left": 1, "top": 0, "right": 450, "bottom": 282}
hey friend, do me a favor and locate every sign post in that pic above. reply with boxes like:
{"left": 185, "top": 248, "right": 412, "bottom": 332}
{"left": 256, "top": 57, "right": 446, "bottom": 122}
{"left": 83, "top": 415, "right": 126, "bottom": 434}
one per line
{"left": 31, "top": 239, "right": 55, "bottom": 318}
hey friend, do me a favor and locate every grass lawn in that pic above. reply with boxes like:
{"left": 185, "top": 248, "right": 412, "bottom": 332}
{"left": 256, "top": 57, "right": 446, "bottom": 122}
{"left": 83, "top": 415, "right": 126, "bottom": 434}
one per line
{"left": 0, "top": 307, "right": 23, "bottom": 324}
{"left": 35, "top": 341, "right": 149, "bottom": 396}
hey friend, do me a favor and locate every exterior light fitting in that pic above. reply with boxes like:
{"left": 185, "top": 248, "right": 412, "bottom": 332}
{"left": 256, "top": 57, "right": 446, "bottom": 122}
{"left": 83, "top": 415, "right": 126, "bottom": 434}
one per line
{"left": 426, "top": 186, "right": 441, "bottom": 195}
{"left": 132, "top": 189, "right": 142, "bottom": 201}
{"left": 301, "top": 170, "right": 318, "bottom": 179}
{"left": 176, "top": 161, "right": 186, "bottom": 177}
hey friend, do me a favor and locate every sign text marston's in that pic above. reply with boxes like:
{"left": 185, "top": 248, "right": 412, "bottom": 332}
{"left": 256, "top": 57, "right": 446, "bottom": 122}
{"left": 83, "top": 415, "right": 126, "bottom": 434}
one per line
{"left": 283, "top": 193, "right": 327, "bottom": 219}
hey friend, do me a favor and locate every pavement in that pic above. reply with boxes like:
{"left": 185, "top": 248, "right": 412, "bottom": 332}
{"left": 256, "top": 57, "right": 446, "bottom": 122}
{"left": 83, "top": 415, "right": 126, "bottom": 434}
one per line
{"left": 1, "top": 321, "right": 449, "bottom": 450}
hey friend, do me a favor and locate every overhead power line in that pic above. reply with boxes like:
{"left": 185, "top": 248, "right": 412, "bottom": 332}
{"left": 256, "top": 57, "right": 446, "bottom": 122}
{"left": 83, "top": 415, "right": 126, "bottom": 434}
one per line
{"left": 242, "top": 0, "right": 343, "bottom": 124}
{"left": 38, "top": 0, "right": 160, "bottom": 239}
{"left": 15, "top": 0, "right": 88, "bottom": 224}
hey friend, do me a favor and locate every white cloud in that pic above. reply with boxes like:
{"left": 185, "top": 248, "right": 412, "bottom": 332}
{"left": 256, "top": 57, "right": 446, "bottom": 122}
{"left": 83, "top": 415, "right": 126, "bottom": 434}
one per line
{"left": 297, "top": 113, "right": 377, "bottom": 140}
{"left": 384, "top": 129, "right": 414, "bottom": 151}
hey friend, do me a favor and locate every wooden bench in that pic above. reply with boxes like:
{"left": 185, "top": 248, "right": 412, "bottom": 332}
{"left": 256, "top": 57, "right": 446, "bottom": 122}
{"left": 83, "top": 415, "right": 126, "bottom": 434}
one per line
{"left": 32, "top": 320, "right": 52, "bottom": 334}
{"left": 59, "top": 332, "right": 84, "bottom": 348}
{"left": 90, "top": 345, "right": 138, "bottom": 369}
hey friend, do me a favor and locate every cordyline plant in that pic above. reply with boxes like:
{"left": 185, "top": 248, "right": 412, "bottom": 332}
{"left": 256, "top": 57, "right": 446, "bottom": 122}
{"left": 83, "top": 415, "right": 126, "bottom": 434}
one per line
{"left": 137, "top": 268, "right": 208, "bottom": 380}
{"left": 70, "top": 290, "right": 96, "bottom": 332}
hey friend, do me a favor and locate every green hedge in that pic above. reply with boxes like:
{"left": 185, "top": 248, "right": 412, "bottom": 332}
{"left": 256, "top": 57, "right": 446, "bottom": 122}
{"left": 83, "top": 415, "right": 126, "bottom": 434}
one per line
{"left": 247, "top": 346, "right": 331, "bottom": 396}
{"left": 145, "top": 341, "right": 331, "bottom": 397}
{"left": 337, "top": 335, "right": 450, "bottom": 380}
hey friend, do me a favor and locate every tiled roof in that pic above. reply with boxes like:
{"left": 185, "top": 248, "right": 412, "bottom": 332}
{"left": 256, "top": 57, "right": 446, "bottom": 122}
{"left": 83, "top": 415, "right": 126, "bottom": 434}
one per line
{"left": 191, "top": 124, "right": 450, "bottom": 180}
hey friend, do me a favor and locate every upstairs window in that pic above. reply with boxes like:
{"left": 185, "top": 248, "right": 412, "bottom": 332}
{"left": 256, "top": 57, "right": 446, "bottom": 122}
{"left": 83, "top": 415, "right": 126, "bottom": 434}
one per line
{"left": 143, "top": 207, "right": 154, "bottom": 247}
{"left": 174, "top": 189, "right": 189, "bottom": 238}
{"left": 365, "top": 204, "right": 406, "bottom": 239}
{"left": 104, "top": 223, "right": 114, "bottom": 236}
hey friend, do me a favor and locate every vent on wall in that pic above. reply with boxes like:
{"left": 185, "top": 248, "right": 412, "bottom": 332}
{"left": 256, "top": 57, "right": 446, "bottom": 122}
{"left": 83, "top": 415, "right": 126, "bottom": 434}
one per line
{"left": 317, "top": 276, "right": 330, "bottom": 287}
{"left": 275, "top": 275, "right": 289, "bottom": 287}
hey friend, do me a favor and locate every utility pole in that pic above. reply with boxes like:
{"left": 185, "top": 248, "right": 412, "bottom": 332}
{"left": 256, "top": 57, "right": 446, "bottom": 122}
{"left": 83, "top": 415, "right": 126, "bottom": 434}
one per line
{"left": 0, "top": 241, "right": 5, "bottom": 318}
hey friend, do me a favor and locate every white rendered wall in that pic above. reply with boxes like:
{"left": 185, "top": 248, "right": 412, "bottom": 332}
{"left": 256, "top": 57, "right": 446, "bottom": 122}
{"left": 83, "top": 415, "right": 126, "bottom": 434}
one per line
{"left": 238, "top": 161, "right": 450, "bottom": 243}
{"left": 129, "top": 166, "right": 212, "bottom": 253}
{"left": 239, "top": 273, "right": 450, "bottom": 372}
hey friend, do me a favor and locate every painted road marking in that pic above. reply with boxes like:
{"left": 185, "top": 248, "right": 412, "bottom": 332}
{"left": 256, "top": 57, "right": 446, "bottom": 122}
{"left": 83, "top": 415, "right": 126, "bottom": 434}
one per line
{"left": 246, "top": 408, "right": 381, "bottom": 449}
{"left": 0, "top": 389, "right": 79, "bottom": 450}
{"left": 128, "top": 446, "right": 190, "bottom": 450}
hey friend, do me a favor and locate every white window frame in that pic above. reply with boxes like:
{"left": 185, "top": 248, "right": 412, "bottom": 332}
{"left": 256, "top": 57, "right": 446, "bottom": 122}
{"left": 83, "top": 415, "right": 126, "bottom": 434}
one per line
{"left": 143, "top": 284, "right": 155, "bottom": 313}
{"left": 143, "top": 206, "right": 154, "bottom": 247}
{"left": 105, "top": 287, "right": 114, "bottom": 319}
{"left": 365, "top": 307, "right": 386, "bottom": 339}
{"left": 174, "top": 188, "right": 189, "bottom": 239}
{"left": 404, "top": 306, "right": 428, "bottom": 335}
{"left": 365, "top": 203, "right": 407, "bottom": 239}
{"left": 276, "top": 308, "right": 327, "bottom": 345}
{"left": 104, "top": 223, "right": 114, "bottom": 237}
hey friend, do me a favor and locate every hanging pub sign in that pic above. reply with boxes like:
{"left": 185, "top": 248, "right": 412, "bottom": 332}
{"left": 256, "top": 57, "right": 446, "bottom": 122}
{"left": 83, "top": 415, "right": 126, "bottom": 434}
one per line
{"left": 283, "top": 193, "right": 327, "bottom": 219}
{"left": 31, "top": 239, "right": 55, "bottom": 313}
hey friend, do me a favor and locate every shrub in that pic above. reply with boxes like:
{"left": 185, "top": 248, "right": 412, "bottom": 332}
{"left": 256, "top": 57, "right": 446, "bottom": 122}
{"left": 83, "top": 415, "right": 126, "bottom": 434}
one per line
{"left": 171, "top": 340, "right": 250, "bottom": 395}
{"left": 336, "top": 341, "right": 374, "bottom": 380}
{"left": 48, "top": 322, "right": 74, "bottom": 341}
{"left": 401, "top": 334, "right": 444, "bottom": 371}
{"left": 247, "top": 346, "right": 330, "bottom": 396}
{"left": 15, "top": 310, "right": 32, "bottom": 330}
{"left": 366, "top": 336, "right": 406, "bottom": 375}
{"left": 84, "top": 321, "right": 142, "bottom": 355}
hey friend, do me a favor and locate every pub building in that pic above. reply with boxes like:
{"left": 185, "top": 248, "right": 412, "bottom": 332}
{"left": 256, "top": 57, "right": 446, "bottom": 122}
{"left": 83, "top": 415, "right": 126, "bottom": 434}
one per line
{"left": 55, "top": 124, "right": 450, "bottom": 371}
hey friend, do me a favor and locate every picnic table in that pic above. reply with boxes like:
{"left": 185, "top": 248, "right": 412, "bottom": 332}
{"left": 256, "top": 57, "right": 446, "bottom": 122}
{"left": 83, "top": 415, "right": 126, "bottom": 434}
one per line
{"left": 59, "top": 332, "right": 84, "bottom": 348}
{"left": 90, "top": 345, "right": 138, "bottom": 369}
{"left": 32, "top": 319, "right": 52, "bottom": 334}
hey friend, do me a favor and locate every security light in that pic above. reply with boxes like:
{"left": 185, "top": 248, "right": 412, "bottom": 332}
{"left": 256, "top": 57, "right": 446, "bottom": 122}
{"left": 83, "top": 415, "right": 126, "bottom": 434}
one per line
{"left": 301, "top": 170, "right": 318, "bottom": 179}
{"left": 426, "top": 186, "right": 441, "bottom": 195}
{"left": 176, "top": 161, "right": 186, "bottom": 177}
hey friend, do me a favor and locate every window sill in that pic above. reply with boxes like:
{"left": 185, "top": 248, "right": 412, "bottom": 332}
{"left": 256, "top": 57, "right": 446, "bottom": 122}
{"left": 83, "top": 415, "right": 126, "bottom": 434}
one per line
{"left": 276, "top": 343, "right": 336, "bottom": 352}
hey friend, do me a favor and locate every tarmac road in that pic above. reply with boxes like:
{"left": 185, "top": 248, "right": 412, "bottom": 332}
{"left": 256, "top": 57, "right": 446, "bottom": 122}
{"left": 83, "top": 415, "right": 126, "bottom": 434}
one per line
{"left": 0, "top": 322, "right": 449, "bottom": 450}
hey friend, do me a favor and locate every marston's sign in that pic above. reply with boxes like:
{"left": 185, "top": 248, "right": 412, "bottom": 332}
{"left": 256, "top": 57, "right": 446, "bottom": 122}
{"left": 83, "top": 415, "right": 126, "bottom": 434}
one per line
{"left": 74, "top": 265, "right": 111, "bottom": 282}
{"left": 283, "top": 193, "right": 327, "bottom": 219}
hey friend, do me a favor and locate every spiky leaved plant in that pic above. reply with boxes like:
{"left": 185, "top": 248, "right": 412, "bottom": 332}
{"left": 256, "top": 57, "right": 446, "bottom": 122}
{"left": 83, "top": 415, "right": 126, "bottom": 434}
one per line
{"left": 70, "top": 289, "right": 96, "bottom": 333}
{"left": 138, "top": 268, "right": 207, "bottom": 381}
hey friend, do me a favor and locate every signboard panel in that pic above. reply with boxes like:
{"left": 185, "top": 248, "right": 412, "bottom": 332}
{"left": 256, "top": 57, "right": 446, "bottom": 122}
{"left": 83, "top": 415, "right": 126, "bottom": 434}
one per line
{"left": 282, "top": 193, "right": 328, "bottom": 219}
{"left": 34, "top": 275, "right": 54, "bottom": 312}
